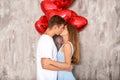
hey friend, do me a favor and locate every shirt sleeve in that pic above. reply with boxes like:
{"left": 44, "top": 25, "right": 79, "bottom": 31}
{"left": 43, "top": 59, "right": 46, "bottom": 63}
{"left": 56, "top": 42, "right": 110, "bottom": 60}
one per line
{"left": 37, "top": 37, "right": 53, "bottom": 59}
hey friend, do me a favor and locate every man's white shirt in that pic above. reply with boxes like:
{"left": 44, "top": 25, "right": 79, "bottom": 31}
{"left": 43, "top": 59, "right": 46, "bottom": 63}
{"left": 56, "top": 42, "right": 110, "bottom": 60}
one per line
{"left": 37, "top": 34, "right": 57, "bottom": 80}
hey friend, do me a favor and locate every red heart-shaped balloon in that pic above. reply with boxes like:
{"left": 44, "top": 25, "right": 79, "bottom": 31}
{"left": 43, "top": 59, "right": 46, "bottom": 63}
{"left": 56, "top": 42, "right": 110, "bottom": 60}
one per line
{"left": 44, "top": 0, "right": 55, "bottom": 2}
{"left": 55, "top": 0, "right": 74, "bottom": 9}
{"left": 46, "top": 10, "right": 59, "bottom": 20}
{"left": 46, "top": 9, "right": 72, "bottom": 22}
{"left": 41, "top": 1, "right": 58, "bottom": 14}
{"left": 58, "top": 9, "right": 72, "bottom": 21}
{"left": 69, "top": 16, "right": 88, "bottom": 32}
{"left": 35, "top": 16, "right": 48, "bottom": 34}
{"left": 71, "top": 11, "right": 78, "bottom": 17}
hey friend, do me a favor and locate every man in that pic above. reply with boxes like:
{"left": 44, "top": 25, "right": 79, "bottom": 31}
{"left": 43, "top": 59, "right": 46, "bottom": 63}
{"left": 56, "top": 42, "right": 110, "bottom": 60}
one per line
{"left": 37, "top": 15, "right": 67, "bottom": 80}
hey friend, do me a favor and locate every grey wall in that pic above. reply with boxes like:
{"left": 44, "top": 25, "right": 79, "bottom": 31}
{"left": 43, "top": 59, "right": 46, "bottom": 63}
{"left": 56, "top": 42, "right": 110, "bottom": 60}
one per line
{"left": 0, "top": 0, "right": 120, "bottom": 80}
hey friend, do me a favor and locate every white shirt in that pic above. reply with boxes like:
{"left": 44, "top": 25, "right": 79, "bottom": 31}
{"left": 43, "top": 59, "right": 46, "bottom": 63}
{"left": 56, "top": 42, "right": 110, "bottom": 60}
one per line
{"left": 37, "top": 34, "right": 57, "bottom": 80}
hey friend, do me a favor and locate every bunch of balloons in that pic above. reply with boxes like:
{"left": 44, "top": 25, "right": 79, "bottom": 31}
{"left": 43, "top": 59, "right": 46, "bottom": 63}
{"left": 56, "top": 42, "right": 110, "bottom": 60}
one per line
{"left": 35, "top": 0, "right": 88, "bottom": 34}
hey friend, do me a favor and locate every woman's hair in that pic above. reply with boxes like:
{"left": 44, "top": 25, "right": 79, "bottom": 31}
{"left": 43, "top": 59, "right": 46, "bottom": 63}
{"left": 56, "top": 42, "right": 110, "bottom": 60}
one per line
{"left": 67, "top": 24, "right": 80, "bottom": 65}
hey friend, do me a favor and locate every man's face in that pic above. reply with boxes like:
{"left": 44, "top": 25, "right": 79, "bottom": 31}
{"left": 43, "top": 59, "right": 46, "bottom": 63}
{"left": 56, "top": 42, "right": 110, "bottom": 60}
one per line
{"left": 55, "top": 24, "right": 65, "bottom": 35}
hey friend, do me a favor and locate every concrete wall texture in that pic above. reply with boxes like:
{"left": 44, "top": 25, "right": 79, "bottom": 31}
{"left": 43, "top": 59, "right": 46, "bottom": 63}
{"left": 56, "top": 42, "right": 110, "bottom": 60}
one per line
{"left": 0, "top": 0, "right": 120, "bottom": 80}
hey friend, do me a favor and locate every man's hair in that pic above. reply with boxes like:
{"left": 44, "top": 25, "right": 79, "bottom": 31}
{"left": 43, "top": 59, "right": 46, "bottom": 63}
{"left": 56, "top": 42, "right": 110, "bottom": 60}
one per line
{"left": 48, "top": 15, "right": 66, "bottom": 29}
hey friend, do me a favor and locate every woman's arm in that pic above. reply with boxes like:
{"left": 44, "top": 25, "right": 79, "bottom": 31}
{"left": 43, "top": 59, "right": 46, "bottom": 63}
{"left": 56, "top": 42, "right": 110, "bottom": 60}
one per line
{"left": 41, "top": 43, "right": 72, "bottom": 71}
{"left": 42, "top": 64, "right": 64, "bottom": 71}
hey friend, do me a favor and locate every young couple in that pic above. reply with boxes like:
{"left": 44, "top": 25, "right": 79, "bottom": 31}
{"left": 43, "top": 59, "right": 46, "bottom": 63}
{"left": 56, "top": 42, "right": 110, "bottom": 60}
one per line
{"left": 37, "top": 15, "right": 80, "bottom": 80}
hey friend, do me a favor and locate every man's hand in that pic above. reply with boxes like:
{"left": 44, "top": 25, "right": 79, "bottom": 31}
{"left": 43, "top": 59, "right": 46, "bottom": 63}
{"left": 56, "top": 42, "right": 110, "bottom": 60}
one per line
{"left": 67, "top": 65, "right": 73, "bottom": 71}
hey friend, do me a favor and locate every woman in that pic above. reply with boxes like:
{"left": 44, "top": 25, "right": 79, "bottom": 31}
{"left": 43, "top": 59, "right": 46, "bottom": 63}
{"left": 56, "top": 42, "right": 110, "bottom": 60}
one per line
{"left": 42, "top": 24, "right": 80, "bottom": 80}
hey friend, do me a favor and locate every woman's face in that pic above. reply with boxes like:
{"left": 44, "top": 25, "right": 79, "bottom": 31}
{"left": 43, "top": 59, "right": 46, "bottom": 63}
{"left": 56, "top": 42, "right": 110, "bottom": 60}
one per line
{"left": 60, "top": 25, "right": 68, "bottom": 37}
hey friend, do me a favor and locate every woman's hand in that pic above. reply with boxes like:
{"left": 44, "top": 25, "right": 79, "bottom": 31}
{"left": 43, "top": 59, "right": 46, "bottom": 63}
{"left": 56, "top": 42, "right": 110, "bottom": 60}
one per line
{"left": 41, "top": 58, "right": 52, "bottom": 65}
{"left": 42, "top": 64, "right": 49, "bottom": 69}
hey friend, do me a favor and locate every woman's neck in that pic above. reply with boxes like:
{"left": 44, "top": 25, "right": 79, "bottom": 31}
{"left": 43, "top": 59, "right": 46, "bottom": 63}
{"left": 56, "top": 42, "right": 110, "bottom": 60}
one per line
{"left": 63, "top": 36, "right": 69, "bottom": 43}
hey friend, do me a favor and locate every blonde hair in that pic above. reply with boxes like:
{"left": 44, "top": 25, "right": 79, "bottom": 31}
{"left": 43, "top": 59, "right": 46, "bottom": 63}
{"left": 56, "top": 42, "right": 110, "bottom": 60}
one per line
{"left": 67, "top": 24, "right": 80, "bottom": 65}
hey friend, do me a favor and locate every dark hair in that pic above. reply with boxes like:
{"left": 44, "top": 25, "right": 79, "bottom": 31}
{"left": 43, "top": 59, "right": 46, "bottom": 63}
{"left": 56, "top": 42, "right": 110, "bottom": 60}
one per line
{"left": 53, "top": 35, "right": 63, "bottom": 50}
{"left": 48, "top": 15, "right": 66, "bottom": 29}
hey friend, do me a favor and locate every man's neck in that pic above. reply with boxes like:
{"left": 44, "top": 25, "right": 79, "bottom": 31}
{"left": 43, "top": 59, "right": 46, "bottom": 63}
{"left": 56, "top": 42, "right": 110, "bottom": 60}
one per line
{"left": 44, "top": 29, "right": 55, "bottom": 37}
